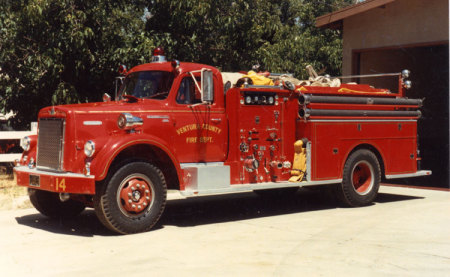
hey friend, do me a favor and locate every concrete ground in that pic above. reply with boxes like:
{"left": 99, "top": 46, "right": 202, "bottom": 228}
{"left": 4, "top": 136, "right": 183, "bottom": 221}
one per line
{"left": 0, "top": 185, "right": 449, "bottom": 276}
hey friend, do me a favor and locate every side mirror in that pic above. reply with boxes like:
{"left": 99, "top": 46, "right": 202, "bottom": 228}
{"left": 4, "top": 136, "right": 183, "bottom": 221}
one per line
{"left": 201, "top": 69, "right": 214, "bottom": 103}
{"left": 115, "top": 76, "right": 125, "bottom": 101}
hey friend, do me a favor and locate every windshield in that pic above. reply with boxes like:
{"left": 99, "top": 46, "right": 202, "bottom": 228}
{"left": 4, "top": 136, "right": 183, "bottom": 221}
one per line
{"left": 119, "top": 71, "right": 174, "bottom": 100}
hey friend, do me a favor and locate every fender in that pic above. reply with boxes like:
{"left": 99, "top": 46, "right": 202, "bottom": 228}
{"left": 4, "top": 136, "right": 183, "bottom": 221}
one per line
{"left": 90, "top": 134, "right": 182, "bottom": 183}
{"left": 339, "top": 141, "right": 386, "bottom": 179}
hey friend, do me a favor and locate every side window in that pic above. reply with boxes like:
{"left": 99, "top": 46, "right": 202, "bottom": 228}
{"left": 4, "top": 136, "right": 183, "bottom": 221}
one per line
{"left": 176, "top": 77, "right": 202, "bottom": 104}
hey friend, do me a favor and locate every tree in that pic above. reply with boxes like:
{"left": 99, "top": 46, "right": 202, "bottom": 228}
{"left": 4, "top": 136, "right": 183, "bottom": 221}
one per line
{"left": 0, "top": 0, "right": 353, "bottom": 128}
{"left": 145, "top": 0, "right": 353, "bottom": 77}
{"left": 0, "top": 0, "right": 152, "bottom": 129}
{"left": 257, "top": 0, "right": 354, "bottom": 78}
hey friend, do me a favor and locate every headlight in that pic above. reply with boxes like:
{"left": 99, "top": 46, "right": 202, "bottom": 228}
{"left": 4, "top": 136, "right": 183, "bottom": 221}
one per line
{"left": 20, "top": 136, "right": 31, "bottom": 151}
{"left": 84, "top": 140, "right": 95, "bottom": 157}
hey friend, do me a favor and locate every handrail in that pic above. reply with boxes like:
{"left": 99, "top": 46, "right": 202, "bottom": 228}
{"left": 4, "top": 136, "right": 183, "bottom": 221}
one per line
{"left": 334, "top": 72, "right": 401, "bottom": 79}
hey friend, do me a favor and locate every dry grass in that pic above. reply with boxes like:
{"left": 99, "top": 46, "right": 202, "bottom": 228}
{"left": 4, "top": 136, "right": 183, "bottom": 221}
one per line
{"left": 0, "top": 173, "right": 32, "bottom": 210}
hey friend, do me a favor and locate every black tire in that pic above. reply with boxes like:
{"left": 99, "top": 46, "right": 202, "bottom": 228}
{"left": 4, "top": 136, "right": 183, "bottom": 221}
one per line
{"left": 336, "top": 149, "right": 381, "bottom": 207}
{"left": 94, "top": 162, "right": 167, "bottom": 234}
{"left": 28, "top": 188, "right": 85, "bottom": 218}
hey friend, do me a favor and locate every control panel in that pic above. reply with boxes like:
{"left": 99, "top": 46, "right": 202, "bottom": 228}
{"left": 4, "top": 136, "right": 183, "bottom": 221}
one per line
{"left": 237, "top": 91, "right": 292, "bottom": 183}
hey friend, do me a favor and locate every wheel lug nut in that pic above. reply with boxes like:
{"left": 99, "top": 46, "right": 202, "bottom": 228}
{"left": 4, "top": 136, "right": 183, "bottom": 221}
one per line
{"left": 128, "top": 199, "right": 132, "bottom": 203}
{"left": 145, "top": 190, "right": 149, "bottom": 194}
{"left": 138, "top": 205, "right": 142, "bottom": 209}
{"left": 146, "top": 196, "right": 150, "bottom": 200}
{"left": 131, "top": 186, "right": 135, "bottom": 190}
{"left": 137, "top": 184, "right": 140, "bottom": 188}
{"left": 128, "top": 192, "right": 132, "bottom": 197}
{"left": 143, "top": 202, "right": 147, "bottom": 206}
{"left": 132, "top": 204, "right": 136, "bottom": 208}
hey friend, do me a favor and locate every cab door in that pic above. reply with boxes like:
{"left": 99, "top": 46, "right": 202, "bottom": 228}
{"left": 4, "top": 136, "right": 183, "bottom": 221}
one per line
{"left": 171, "top": 73, "right": 228, "bottom": 163}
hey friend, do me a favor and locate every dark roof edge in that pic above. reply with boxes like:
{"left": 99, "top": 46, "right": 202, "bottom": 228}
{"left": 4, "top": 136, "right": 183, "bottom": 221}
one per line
{"left": 316, "top": 0, "right": 397, "bottom": 29}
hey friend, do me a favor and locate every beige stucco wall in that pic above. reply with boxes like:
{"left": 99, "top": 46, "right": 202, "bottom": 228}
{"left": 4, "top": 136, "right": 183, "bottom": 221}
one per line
{"left": 342, "top": 0, "right": 449, "bottom": 75}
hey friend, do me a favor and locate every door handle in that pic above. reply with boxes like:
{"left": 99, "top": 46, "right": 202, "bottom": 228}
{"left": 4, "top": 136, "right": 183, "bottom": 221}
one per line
{"left": 211, "top": 118, "right": 222, "bottom": 124}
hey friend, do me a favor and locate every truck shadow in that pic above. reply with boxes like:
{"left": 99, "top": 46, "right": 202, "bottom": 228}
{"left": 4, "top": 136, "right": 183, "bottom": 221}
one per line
{"left": 15, "top": 210, "right": 116, "bottom": 237}
{"left": 15, "top": 189, "right": 423, "bottom": 236}
{"left": 158, "top": 190, "right": 424, "bottom": 228}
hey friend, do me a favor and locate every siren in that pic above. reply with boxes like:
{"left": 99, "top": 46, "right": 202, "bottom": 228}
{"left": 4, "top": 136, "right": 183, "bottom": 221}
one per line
{"left": 151, "top": 47, "right": 167, "bottom": 63}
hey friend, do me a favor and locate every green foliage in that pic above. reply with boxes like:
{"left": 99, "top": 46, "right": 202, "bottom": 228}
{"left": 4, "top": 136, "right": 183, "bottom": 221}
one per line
{"left": 0, "top": 0, "right": 353, "bottom": 128}
{"left": 146, "top": 0, "right": 352, "bottom": 77}
{"left": 0, "top": 0, "right": 151, "bottom": 128}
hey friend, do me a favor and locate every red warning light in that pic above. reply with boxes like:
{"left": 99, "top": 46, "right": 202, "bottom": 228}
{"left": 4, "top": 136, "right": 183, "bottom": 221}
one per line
{"left": 118, "top": 64, "right": 127, "bottom": 75}
{"left": 153, "top": 47, "right": 165, "bottom": 56}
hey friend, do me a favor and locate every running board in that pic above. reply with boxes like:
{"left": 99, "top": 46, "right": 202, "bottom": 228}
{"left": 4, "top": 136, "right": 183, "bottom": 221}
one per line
{"left": 385, "top": 170, "right": 432, "bottom": 179}
{"left": 180, "top": 179, "right": 342, "bottom": 197}
{"left": 179, "top": 165, "right": 432, "bottom": 197}
{"left": 180, "top": 162, "right": 341, "bottom": 197}
{"left": 180, "top": 166, "right": 342, "bottom": 197}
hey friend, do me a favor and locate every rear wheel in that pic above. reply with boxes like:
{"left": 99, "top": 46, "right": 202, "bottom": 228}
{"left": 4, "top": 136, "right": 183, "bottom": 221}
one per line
{"left": 336, "top": 149, "right": 380, "bottom": 207}
{"left": 28, "top": 189, "right": 85, "bottom": 218}
{"left": 94, "top": 162, "right": 167, "bottom": 234}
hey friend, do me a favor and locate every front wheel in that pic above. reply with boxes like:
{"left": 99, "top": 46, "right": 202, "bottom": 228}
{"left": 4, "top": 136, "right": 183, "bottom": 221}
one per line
{"left": 94, "top": 162, "right": 167, "bottom": 234}
{"left": 336, "top": 149, "right": 381, "bottom": 207}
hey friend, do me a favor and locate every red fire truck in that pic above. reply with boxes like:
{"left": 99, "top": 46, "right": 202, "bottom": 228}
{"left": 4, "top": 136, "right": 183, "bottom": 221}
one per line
{"left": 14, "top": 48, "right": 431, "bottom": 234}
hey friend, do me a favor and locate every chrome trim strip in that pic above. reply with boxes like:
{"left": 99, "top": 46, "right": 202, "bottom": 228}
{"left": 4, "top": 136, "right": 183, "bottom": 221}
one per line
{"left": 61, "top": 120, "right": 66, "bottom": 170}
{"left": 180, "top": 162, "right": 224, "bottom": 168}
{"left": 385, "top": 170, "right": 432, "bottom": 179}
{"left": 306, "top": 141, "right": 312, "bottom": 182}
{"left": 83, "top": 121, "right": 103, "bottom": 126}
{"left": 14, "top": 166, "right": 95, "bottom": 179}
{"left": 147, "top": 115, "right": 170, "bottom": 119}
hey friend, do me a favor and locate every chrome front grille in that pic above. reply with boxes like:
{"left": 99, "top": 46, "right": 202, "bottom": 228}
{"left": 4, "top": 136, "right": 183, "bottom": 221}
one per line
{"left": 37, "top": 118, "right": 65, "bottom": 171}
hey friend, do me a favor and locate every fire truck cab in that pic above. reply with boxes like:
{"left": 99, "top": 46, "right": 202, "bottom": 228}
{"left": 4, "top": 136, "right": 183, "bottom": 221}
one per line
{"left": 14, "top": 49, "right": 431, "bottom": 234}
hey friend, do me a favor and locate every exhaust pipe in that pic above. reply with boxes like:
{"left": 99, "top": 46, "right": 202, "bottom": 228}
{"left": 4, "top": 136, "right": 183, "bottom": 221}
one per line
{"left": 299, "top": 108, "right": 422, "bottom": 118}
{"left": 299, "top": 94, "right": 423, "bottom": 107}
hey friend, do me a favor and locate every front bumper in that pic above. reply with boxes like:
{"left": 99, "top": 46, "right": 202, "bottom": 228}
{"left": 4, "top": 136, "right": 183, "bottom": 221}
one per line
{"left": 14, "top": 166, "right": 96, "bottom": 195}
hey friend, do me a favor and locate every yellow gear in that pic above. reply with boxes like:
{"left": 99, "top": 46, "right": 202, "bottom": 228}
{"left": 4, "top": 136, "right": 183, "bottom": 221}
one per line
{"left": 289, "top": 140, "right": 307, "bottom": 182}
{"left": 243, "top": 71, "right": 274, "bottom": 86}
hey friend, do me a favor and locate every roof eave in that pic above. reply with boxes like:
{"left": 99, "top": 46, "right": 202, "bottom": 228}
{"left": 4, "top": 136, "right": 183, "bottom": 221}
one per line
{"left": 316, "top": 0, "right": 397, "bottom": 29}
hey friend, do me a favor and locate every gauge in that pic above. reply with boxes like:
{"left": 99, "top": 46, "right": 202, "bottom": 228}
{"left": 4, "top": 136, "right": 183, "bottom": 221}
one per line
{"left": 239, "top": 142, "right": 249, "bottom": 152}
